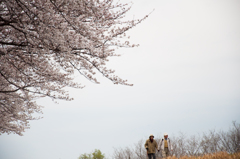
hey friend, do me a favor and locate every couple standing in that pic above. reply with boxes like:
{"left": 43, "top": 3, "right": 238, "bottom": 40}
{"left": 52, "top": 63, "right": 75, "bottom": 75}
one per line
{"left": 144, "top": 133, "right": 173, "bottom": 159}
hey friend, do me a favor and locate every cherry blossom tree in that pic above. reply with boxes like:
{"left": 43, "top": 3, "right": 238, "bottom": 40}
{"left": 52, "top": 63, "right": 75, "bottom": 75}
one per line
{"left": 0, "top": 0, "right": 148, "bottom": 135}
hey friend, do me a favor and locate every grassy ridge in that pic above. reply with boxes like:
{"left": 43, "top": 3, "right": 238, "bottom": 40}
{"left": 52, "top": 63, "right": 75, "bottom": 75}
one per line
{"left": 167, "top": 152, "right": 240, "bottom": 159}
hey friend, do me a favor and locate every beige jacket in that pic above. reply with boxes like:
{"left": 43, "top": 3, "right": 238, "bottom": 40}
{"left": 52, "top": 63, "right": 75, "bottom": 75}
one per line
{"left": 145, "top": 139, "right": 158, "bottom": 154}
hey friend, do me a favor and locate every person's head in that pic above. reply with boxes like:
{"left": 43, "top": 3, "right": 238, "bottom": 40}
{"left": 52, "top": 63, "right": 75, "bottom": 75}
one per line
{"left": 164, "top": 133, "right": 168, "bottom": 139}
{"left": 149, "top": 134, "right": 154, "bottom": 140}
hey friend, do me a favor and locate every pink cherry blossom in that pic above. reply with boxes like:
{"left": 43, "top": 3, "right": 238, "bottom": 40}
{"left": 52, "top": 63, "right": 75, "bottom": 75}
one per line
{"left": 0, "top": 0, "right": 148, "bottom": 135}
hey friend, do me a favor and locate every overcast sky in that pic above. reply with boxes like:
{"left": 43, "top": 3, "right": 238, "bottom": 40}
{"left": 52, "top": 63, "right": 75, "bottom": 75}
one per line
{"left": 1, "top": 0, "right": 240, "bottom": 159}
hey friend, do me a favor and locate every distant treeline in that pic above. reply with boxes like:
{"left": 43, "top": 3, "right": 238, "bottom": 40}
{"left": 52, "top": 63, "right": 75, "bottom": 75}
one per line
{"left": 112, "top": 121, "right": 240, "bottom": 159}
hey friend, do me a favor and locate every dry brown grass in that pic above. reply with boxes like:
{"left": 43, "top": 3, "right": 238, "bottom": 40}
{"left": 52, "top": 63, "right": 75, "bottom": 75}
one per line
{"left": 165, "top": 152, "right": 240, "bottom": 159}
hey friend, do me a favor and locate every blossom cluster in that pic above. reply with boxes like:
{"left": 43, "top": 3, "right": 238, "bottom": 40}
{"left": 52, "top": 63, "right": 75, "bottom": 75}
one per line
{"left": 0, "top": 0, "right": 148, "bottom": 135}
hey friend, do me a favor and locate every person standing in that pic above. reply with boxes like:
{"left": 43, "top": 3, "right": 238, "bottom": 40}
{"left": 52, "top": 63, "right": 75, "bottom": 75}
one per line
{"left": 145, "top": 134, "right": 158, "bottom": 159}
{"left": 158, "top": 133, "right": 173, "bottom": 158}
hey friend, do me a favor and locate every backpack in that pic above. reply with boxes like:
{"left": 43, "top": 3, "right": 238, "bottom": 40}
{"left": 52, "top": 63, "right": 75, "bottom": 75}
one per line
{"left": 162, "top": 138, "right": 170, "bottom": 144}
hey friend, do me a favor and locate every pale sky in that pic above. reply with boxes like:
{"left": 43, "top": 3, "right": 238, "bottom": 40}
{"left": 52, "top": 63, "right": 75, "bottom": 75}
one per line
{"left": 1, "top": 0, "right": 240, "bottom": 159}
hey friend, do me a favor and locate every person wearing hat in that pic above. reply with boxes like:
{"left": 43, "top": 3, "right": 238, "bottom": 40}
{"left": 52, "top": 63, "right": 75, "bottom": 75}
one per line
{"left": 158, "top": 133, "right": 173, "bottom": 158}
{"left": 144, "top": 134, "right": 158, "bottom": 159}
